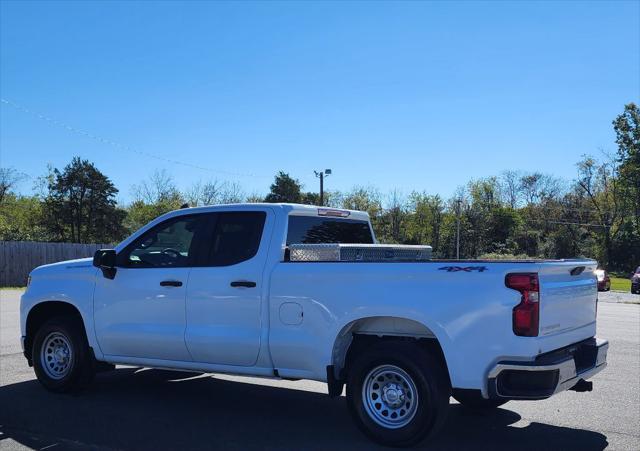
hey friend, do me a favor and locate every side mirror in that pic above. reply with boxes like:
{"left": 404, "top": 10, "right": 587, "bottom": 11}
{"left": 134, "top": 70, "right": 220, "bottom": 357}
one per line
{"left": 93, "top": 249, "right": 117, "bottom": 279}
{"left": 93, "top": 249, "right": 116, "bottom": 268}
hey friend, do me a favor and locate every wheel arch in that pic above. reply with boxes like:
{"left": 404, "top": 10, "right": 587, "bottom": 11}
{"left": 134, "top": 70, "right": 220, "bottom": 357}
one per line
{"left": 330, "top": 316, "right": 451, "bottom": 386}
{"left": 24, "top": 301, "right": 86, "bottom": 363}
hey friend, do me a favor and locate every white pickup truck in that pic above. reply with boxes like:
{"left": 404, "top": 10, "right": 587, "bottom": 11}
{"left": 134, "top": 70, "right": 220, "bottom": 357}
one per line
{"left": 20, "top": 203, "right": 608, "bottom": 447}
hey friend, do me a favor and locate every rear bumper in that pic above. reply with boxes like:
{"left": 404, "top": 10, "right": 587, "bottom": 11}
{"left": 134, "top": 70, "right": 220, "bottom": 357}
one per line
{"left": 487, "top": 337, "right": 608, "bottom": 400}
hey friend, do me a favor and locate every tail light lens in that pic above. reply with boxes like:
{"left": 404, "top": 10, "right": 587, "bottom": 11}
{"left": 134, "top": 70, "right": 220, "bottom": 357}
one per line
{"left": 506, "top": 273, "right": 539, "bottom": 337}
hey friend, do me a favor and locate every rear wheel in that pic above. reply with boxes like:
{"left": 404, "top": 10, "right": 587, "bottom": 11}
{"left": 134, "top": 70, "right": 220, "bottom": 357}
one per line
{"left": 32, "top": 316, "right": 94, "bottom": 392}
{"left": 346, "top": 341, "right": 450, "bottom": 447}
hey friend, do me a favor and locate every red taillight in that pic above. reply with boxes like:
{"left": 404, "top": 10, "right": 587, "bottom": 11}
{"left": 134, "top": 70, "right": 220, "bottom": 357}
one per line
{"left": 506, "top": 273, "right": 539, "bottom": 337}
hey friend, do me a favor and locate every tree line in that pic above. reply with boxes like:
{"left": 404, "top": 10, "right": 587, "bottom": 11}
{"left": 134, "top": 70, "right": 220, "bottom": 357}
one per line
{"left": 1, "top": 103, "right": 638, "bottom": 271}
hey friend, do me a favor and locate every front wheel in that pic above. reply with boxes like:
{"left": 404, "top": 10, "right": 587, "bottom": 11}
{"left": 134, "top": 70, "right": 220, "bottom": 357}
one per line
{"left": 32, "top": 316, "right": 94, "bottom": 392}
{"left": 346, "top": 342, "right": 450, "bottom": 447}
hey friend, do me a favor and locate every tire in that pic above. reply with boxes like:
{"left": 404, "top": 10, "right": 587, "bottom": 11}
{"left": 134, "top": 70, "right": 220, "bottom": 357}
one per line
{"left": 346, "top": 341, "right": 450, "bottom": 447}
{"left": 453, "top": 391, "right": 508, "bottom": 410}
{"left": 32, "top": 315, "right": 95, "bottom": 393}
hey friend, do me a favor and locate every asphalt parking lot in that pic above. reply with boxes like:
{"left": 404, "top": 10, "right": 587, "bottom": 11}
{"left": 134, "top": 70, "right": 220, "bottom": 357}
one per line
{"left": 1, "top": 289, "right": 638, "bottom": 450}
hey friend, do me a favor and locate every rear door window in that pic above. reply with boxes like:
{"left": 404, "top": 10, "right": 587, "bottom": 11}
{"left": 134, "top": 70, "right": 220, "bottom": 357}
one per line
{"left": 203, "top": 212, "right": 266, "bottom": 266}
{"left": 286, "top": 216, "right": 374, "bottom": 245}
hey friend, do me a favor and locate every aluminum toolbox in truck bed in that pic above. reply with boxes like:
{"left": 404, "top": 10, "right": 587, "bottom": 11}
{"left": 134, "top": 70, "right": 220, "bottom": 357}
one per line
{"left": 288, "top": 243, "right": 432, "bottom": 262}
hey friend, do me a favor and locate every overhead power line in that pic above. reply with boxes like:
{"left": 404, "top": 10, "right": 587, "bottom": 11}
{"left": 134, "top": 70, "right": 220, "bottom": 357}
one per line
{"left": 524, "top": 218, "right": 608, "bottom": 228}
{"left": 1, "top": 98, "right": 270, "bottom": 179}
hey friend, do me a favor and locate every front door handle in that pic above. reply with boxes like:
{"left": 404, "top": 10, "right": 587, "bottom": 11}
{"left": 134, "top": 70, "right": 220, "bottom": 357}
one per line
{"left": 160, "top": 280, "right": 183, "bottom": 287}
{"left": 230, "top": 280, "right": 256, "bottom": 288}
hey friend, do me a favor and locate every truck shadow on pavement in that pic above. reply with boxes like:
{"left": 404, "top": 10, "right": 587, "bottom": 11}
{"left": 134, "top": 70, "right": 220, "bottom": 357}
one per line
{"left": 0, "top": 368, "right": 608, "bottom": 451}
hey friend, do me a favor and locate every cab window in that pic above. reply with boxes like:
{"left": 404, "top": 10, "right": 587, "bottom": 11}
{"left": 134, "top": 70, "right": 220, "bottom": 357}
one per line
{"left": 286, "top": 216, "right": 374, "bottom": 245}
{"left": 203, "top": 212, "right": 266, "bottom": 266}
{"left": 119, "top": 215, "right": 209, "bottom": 268}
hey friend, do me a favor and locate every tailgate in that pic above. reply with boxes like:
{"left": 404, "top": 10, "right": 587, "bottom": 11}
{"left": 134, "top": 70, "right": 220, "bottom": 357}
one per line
{"left": 537, "top": 260, "right": 598, "bottom": 337}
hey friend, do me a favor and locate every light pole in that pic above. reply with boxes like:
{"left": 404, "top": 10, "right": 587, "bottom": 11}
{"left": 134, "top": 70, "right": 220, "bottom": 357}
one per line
{"left": 314, "top": 169, "right": 331, "bottom": 206}
{"left": 455, "top": 198, "right": 462, "bottom": 260}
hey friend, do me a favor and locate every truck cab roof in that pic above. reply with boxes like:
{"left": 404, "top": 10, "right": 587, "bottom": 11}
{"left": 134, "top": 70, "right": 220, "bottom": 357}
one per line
{"left": 174, "top": 203, "right": 371, "bottom": 222}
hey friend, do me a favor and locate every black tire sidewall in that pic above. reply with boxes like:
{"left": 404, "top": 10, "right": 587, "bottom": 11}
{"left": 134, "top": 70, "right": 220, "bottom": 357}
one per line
{"left": 32, "top": 316, "right": 93, "bottom": 392}
{"left": 346, "top": 342, "right": 449, "bottom": 447}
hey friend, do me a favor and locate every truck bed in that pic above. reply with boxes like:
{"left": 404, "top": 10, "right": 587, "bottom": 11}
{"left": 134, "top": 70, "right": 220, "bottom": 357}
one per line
{"left": 269, "top": 257, "right": 598, "bottom": 393}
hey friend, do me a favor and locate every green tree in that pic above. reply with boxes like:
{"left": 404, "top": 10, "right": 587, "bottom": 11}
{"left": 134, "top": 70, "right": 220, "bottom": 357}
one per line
{"left": 301, "top": 191, "right": 320, "bottom": 205}
{"left": 342, "top": 187, "right": 382, "bottom": 215}
{"left": 0, "top": 167, "right": 26, "bottom": 203}
{"left": 186, "top": 180, "right": 246, "bottom": 206}
{"left": 0, "top": 193, "right": 46, "bottom": 241}
{"left": 376, "top": 190, "right": 408, "bottom": 243}
{"left": 404, "top": 192, "right": 445, "bottom": 251}
{"left": 41, "top": 157, "right": 126, "bottom": 243}
{"left": 613, "top": 103, "right": 640, "bottom": 235}
{"left": 264, "top": 172, "right": 303, "bottom": 203}
{"left": 126, "top": 170, "right": 185, "bottom": 232}
{"left": 575, "top": 156, "right": 624, "bottom": 268}
{"left": 519, "top": 172, "right": 562, "bottom": 206}
{"left": 246, "top": 192, "right": 265, "bottom": 203}
{"left": 462, "top": 178, "right": 502, "bottom": 257}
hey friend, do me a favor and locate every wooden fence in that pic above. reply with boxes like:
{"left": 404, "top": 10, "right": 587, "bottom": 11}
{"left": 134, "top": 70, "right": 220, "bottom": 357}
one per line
{"left": 0, "top": 241, "right": 112, "bottom": 287}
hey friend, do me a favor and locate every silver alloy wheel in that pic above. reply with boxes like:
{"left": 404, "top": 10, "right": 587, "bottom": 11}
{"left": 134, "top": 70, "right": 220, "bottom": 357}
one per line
{"left": 362, "top": 364, "right": 419, "bottom": 429}
{"left": 40, "top": 332, "right": 74, "bottom": 380}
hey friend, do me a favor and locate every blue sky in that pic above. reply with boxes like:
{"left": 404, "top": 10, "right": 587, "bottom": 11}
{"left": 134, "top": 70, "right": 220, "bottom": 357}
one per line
{"left": 1, "top": 1, "right": 639, "bottom": 204}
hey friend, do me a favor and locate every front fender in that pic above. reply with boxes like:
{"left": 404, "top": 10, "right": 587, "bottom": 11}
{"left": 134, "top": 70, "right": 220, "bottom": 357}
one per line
{"left": 21, "top": 263, "right": 101, "bottom": 359}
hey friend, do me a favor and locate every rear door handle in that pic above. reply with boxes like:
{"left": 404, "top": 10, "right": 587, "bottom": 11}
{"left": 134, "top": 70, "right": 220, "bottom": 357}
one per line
{"left": 160, "top": 280, "right": 183, "bottom": 287}
{"left": 230, "top": 280, "right": 256, "bottom": 288}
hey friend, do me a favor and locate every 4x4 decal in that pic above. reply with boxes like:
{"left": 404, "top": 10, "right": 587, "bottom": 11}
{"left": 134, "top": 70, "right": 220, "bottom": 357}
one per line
{"left": 438, "top": 266, "right": 488, "bottom": 272}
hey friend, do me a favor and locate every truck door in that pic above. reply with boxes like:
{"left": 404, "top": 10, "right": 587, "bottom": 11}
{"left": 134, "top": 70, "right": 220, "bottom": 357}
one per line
{"left": 185, "top": 208, "right": 273, "bottom": 366}
{"left": 94, "top": 213, "right": 211, "bottom": 361}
